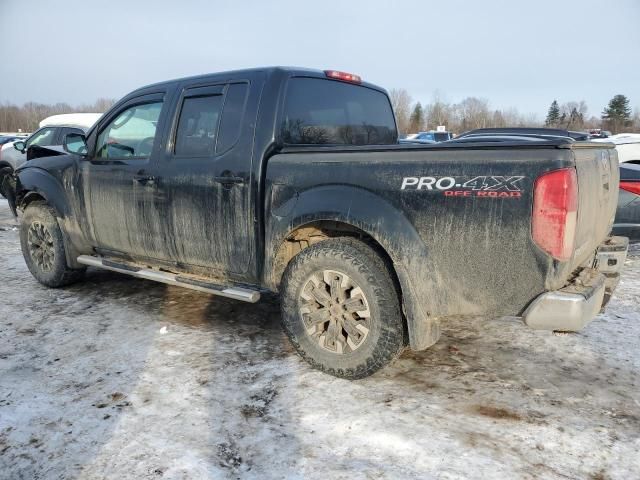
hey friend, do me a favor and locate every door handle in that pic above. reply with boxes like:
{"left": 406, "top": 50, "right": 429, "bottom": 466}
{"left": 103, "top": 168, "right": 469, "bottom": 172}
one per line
{"left": 213, "top": 175, "right": 244, "bottom": 186}
{"left": 133, "top": 175, "right": 156, "bottom": 187}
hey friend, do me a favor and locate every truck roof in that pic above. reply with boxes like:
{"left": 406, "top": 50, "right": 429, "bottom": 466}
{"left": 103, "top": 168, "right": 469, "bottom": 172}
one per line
{"left": 129, "top": 66, "right": 388, "bottom": 96}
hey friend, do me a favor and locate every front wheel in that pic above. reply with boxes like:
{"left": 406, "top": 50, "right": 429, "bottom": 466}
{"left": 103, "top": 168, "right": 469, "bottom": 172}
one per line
{"left": 280, "top": 237, "right": 405, "bottom": 379}
{"left": 20, "top": 202, "right": 85, "bottom": 287}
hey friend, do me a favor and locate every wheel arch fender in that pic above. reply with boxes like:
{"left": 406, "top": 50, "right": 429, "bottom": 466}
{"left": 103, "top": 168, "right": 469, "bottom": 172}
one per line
{"left": 265, "top": 184, "right": 440, "bottom": 350}
{"left": 0, "top": 160, "right": 14, "bottom": 171}
{"left": 15, "top": 168, "right": 84, "bottom": 268}
{"left": 15, "top": 168, "right": 70, "bottom": 218}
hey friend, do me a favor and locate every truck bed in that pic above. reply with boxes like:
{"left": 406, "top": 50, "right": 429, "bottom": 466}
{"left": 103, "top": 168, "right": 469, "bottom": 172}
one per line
{"left": 265, "top": 139, "right": 618, "bottom": 318}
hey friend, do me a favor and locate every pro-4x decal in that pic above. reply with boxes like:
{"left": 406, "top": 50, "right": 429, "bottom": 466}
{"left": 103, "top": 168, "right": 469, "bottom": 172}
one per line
{"left": 401, "top": 176, "right": 525, "bottom": 198}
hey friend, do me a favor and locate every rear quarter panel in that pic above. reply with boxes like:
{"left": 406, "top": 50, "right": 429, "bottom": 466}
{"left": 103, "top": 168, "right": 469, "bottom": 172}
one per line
{"left": 265, "top": 146, "right": 575, "bottom": 318}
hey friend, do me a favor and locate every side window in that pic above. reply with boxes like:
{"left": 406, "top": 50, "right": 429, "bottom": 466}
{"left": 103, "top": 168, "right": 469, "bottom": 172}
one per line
{"left": 174, "top": 95, "right": 223, "bottom": 156}
{"left": 59, "top": 127, "right": 84, "bottom": 143}
{"left": 27, "top": 128, "right": 56, "bottom": 148}
{"left": 61, "top": 127, "right": 84, "bottom": 136}
{"left": 217, "top": 83, "right": 249, "bottom": 154}
{"left": 96, "top": 102, "right": 162, "bottom": 159}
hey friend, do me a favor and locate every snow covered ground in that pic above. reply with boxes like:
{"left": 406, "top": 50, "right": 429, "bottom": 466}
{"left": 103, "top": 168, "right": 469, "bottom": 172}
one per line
{"left": 0, "top": 198, "right": 639, "bottom": 479}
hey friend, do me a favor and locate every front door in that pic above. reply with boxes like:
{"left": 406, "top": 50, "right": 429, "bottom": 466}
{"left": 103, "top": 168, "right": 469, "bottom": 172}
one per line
{"left": 81, "top": 93, "right": 173, "bottom": 261}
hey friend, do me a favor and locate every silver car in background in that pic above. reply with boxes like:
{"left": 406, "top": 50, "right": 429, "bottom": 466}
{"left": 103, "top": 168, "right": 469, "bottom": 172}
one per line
{"left": 0, "top": 113, "right": 101, "bottom": 197}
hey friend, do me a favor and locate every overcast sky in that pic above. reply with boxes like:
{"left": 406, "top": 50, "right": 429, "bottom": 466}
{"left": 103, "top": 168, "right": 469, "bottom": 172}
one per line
{"left": 1, "top": 0, "right": 638, "bottom": 119}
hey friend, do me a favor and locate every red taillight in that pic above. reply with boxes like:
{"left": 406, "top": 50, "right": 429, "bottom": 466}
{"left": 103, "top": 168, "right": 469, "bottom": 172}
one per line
{"left": 620, "top": 181, "right": 640, "bottom": 195}
{"left": 532, "top": 168, "right": 578, "bottom": 262}
{"left": 324, "top": 70, "right": 361, "bottom": 83}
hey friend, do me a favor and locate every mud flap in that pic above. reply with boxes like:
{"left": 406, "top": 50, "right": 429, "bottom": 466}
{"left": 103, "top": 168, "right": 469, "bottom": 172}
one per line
{"left": 397, "top": 266, "right": 442, "bottom": 350}
{"left": 409, "top": 316, "right": 442, "bottom": 350}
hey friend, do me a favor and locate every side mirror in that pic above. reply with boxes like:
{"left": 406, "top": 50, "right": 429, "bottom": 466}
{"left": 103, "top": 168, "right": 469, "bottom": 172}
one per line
{"left": 13, "top": 140, "right": 25, "bottom": 152}
{"left": 63, "top": 133, "right": 88, "bottom": 156}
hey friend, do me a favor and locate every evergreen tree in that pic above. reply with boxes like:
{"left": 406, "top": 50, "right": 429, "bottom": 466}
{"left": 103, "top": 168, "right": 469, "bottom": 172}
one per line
{"left": 409, "top": 102, "right": 424, "bottom": 133}
{"left": 545, "top": 100, "right": 560, "bottom": 127}
{"left": 602, "top": 94, "right": 632, "bottom": 133}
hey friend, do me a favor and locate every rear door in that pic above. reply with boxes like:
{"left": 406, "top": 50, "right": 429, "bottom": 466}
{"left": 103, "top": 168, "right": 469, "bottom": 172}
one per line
{"left": 81, "top": 92, "right": 172, "bottom": 260}
{"left": 155, "top": 79, "right": 258, "bottom": 277}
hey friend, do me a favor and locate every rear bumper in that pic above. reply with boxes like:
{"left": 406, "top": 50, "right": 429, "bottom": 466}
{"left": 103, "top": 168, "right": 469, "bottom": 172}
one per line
{"left": 522, "top": 236, "right": 628, "bottom": 331}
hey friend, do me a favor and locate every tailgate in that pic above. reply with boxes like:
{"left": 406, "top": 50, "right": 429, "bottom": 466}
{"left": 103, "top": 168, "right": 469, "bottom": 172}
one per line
{"left": 571, "top": 143, "right": 619, "bottom": 268}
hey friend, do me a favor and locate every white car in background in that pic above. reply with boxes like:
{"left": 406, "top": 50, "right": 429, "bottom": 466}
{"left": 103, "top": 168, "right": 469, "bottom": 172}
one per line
{"left": 404, "top": 130, "right": 454, "bottom": 142}
{"left": 0, "top": 113, "right": 102, "bottom": 197}
{"left": 592, "top": 133, "right": 640, "bottom": 164}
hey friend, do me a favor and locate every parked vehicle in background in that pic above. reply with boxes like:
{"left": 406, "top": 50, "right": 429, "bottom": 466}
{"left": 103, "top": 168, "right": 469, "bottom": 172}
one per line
{"left": 6, "top": 67, "right": 627, "bottom": 379}
{"left": 613, "top": 163, "right": 640, "bottom": 240}
{"left": 455, "top": 128, "right": 639, "bottom": 240}
{"left": 589, "top": 129, "right": 612, "bottom": 138}
{"left": 0, "top": 135, "right": 24, "bottom": 146}
{"left": 37, "top": 113, "right": 103, "bottom": 130}
{"left": 592, "top": 134, "right": 640, "bottom": 164}
{"left": 0, "top": 113, "right": 101, "bottom": 197}
{"left": 406, "top": 130, "right": 453, "bottom": 142}
{"left": 399, "top": 137, "right": 436, "bottom": 145}
{"left": 458, "top": 127, "right": 591, "bottom": 141}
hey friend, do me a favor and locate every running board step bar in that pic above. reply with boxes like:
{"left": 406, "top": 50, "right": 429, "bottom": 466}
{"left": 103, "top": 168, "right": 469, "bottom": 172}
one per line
{"left": 77, "top": 255, "right": 260, "bottom": 303}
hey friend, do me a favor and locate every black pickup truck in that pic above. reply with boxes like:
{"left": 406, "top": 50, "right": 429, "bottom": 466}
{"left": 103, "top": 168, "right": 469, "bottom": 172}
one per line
{"left": 7, "top": 67, "right": 628, "bottom": 379}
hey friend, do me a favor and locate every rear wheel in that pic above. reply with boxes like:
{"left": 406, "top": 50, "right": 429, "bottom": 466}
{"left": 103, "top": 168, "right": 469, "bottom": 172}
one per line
{"left": 280, "top": 237, "right": 405, "bottom": 379}
{"left": 20, "top": 202, "right": 85, "bottom": 287}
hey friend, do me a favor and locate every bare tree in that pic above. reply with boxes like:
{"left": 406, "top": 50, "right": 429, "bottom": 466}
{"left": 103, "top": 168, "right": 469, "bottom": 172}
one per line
{"left": 454, "top": 97, "right": 490, "bottom": 131}
{"left": 424, "top": 92, "right": 452, "bottom": 130}
{"left": 633, "top": 108, "right": 640, "bottom": 131}
{"left": 388, "top": 88, "right": 412, "bottom": 134}
{"left": 0, "top": 99, "right": 115, "bottom": 132}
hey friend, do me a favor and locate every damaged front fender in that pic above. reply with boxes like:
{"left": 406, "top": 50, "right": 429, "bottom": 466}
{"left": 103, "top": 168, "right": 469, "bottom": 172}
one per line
{"left": 8, "top": 165, "right": 86, "bottom": 269}
{"left": 11, "top": 167, "right": 71, "bottom": 218}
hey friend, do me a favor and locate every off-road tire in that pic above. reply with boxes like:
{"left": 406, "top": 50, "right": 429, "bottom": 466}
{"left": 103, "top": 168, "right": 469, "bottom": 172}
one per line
{"left": 280, "top": 237, "right": 405, "bottom": 379}
{"left": 20, "top": 201, "right": 85, "bottom": 287}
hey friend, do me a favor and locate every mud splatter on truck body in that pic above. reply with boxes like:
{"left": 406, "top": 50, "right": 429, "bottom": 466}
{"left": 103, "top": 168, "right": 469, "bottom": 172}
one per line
{"left": 6, "top": 66, "right": 627, "bottom": 378}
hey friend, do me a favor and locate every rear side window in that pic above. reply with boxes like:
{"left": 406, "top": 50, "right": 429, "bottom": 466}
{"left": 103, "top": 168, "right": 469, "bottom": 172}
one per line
{"left": 175, "top": 95, "right": 223, "bottom": 156}
{"left": 281, "top": 77, "right": 397, "bottom": 145}
{"left": 217, "top": 83, "right": 248, "bottom": 154}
